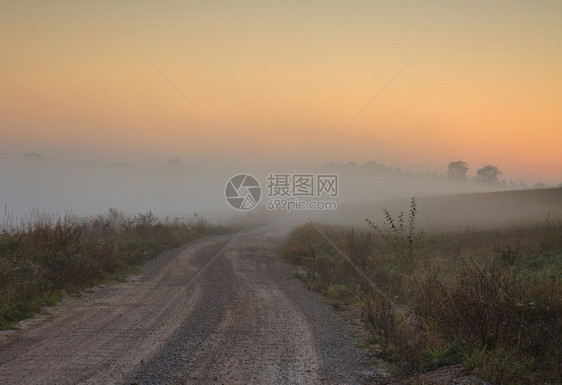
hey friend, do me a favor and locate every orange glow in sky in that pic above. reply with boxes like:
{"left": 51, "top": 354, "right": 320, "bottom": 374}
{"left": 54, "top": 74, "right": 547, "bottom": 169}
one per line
{"left": 1, "top": 1, "right": 561, "bottom": 183}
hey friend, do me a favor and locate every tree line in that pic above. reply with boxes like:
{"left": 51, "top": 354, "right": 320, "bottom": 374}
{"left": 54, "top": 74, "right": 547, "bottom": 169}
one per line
{"left": 447, "top": 161, "right": 504, "bottom": 185}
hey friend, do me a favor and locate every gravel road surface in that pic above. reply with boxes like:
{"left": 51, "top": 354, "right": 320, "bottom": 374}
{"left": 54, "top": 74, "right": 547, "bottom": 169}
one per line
{"left": 0, "top": 222, "right": 386, "bottom": 384}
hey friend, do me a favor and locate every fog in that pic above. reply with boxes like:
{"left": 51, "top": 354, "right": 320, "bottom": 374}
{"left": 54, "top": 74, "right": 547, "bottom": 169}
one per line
{"left": 2, "top": 153, "right": 560, "bottom": 230}
{"left": 2, "top": 1, "right": 562, "bottom": 232}
{"left": 0, "top": 154, "right": 237, "bottom": 221}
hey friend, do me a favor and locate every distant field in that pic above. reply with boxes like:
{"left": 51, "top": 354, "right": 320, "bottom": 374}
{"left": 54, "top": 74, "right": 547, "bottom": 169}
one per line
{"left": 320, "top": 187, "right": 562, "bottom": 230}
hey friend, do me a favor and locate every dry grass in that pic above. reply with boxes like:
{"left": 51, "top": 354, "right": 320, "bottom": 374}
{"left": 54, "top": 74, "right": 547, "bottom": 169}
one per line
{"left": 0, "top": 209, "right": 227, "bottom": 329}
{"left": 281, "top": 207, "right": 562, "bottom": 384}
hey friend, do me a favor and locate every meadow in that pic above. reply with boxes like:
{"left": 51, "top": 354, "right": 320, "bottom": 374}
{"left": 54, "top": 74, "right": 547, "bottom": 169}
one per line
{"left": 281, "top": 194, "right": 562, "bottom": 384}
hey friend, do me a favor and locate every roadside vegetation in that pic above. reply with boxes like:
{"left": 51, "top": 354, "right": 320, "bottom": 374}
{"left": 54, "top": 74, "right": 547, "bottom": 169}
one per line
{"left": 0, "top": 209, "right": 227, "bottom": 330}
{"left": 281, "top": 199, "right": 561, "bottom": 384}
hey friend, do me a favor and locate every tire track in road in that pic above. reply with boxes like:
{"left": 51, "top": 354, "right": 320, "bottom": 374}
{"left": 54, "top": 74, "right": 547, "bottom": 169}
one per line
{"left": 0, "top": 236, "right": 232, "bottom": 385}
{"left": 130, "top": 224, "right": 384, "bottom": 384}
{"left": 0, "top": 224, "right": 385, "bottom": 384}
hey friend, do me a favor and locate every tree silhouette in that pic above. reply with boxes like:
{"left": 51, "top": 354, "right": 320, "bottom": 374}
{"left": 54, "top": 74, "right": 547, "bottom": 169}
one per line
{"left": 447, "top": 161, "right": 469, "bottom": 180}
{"left": 474, "top": 164, "right": 503, "bottom": 184}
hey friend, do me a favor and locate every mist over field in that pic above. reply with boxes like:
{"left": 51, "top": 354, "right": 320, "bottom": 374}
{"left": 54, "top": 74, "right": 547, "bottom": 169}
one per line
{"left": 2, "top": 152, "right": 560, "bottom": 230}
{"left": 0, "top": 154, "right": 231, "bottom": 219}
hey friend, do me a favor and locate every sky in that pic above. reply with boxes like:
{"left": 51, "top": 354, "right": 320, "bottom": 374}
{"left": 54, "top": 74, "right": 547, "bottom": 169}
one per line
{"left": 1, "top": 0, "right": 561, "bottom": 184}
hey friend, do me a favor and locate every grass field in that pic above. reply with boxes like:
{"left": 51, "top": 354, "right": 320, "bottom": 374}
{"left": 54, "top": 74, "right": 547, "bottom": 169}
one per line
{"left": 0, "top": 209, "right": 228, "bottom": 330}
{"left": 319, "top": 187, "right": 562, "bottom": 230}
{"left": 281, "top": 190, "right": 562, "bottom": 384}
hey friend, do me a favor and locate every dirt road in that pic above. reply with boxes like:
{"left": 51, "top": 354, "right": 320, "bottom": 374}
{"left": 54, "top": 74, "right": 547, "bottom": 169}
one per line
{"left": 0, "top": 223, "right": 386, "bottom": 384}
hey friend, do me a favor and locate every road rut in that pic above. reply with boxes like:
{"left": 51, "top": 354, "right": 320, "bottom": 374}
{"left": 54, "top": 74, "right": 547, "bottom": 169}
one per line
{"left": 0, "top": 223, "right": 385, "bottom": 384}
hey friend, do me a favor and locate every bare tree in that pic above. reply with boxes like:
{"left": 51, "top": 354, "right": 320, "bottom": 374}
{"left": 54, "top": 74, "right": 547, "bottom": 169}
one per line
{"left": 447, "top": 161, "right": 469, "bottom": 180}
